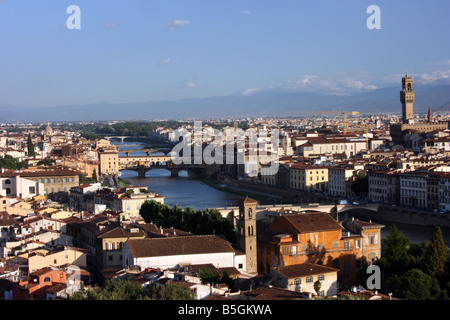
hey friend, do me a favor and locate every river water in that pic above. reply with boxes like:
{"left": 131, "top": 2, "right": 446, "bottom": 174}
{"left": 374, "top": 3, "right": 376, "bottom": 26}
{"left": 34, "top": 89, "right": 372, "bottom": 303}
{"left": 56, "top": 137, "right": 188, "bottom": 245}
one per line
{"left": 115, "top": 141, "right": 244, "bottom": 210}
{"left": 114, "top": 141, "right": 450, "bottom": 246}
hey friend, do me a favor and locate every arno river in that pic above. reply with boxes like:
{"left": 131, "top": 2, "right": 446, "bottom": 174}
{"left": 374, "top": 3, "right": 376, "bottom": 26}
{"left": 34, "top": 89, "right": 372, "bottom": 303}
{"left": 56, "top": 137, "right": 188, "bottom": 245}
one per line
{"left": 114, "top": 141, "right": 450, "bottom": 246}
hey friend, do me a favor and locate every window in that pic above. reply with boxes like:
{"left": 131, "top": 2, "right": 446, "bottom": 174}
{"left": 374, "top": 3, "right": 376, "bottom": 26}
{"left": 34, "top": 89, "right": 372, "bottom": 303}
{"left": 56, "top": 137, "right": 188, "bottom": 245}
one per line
{"left": 344, "top": 241, "right": 350, "bottom": 250}
{"left": 306, "top": 276, "right": 313, "bottom": 283}
{"left": 283, "top": 247, "right": 289, "bottom": 255}
{"left": 355, "top": 240, "right": 361, "bottom": 249}
{"left": 5, "top": 179, "right": 10, "bottom": 185}
{"left": 291, "top": 246, "right": 297, "bottom": 255}
{"left": 369, "top": 233, "right": 375, "bottom": 245}
{"left": 29, "top": 186, "right": 36, "bottom": 194}
{"left": 318, "top": 274, "right": 325, "bottom": 281}
{"left": 44, "top": 277, "right": 51, "bottom": 283}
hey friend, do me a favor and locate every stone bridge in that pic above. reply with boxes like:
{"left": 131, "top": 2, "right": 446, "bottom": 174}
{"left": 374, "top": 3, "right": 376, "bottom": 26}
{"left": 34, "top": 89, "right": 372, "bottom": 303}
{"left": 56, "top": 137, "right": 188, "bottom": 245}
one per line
{"left": 216, "top": 202, "right": 382, "bottom": 222}
{"left": 102, "top": 135, "right": 131, "bottom": 142}
{"left": 119, "top": 155, "right": 206, "bottom": 178}
{"left": 120, "top": 149, "right": 164, "bottom": 156}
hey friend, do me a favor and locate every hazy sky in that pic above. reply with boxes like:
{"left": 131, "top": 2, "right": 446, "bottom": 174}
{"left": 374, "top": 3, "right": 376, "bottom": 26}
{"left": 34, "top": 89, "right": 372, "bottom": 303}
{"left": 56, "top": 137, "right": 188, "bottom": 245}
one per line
{"left": 0, "top": 0, "right": 449, "bottom": 107}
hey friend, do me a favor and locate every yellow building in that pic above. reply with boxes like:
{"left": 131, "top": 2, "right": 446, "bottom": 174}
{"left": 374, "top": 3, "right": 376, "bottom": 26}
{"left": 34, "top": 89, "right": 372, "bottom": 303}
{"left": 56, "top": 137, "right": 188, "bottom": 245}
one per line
{"left": 271, "top": 263, "right": 339, "bottom": 297}
{"left": 27, "top": 246, "right": 88, "bottom": 273}
{"left": 99, "top": 150, "right": 119, "bottom": 176}
{"left": 289, "top": 164, "right": 329, "bottom": 192}
{"left": 114, "top": 187, "right": 165, "bottom": 218}
{"left": 1, "top": 168, "right": 80, "bottom": 202}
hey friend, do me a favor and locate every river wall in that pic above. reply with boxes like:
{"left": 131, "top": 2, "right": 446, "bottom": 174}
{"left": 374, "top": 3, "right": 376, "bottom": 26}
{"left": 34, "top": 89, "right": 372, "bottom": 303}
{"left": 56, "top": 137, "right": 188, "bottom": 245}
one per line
{"left": 217, "top": 174, "right": 450, "bottom": 229}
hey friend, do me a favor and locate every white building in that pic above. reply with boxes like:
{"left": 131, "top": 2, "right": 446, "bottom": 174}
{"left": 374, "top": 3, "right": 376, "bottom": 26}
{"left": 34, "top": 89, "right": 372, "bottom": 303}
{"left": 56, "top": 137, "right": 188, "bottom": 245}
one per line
{"left": 0, "top": 176, "right": 44, "bottom": 200}
{"left": 439, "top": 173, "right": 450, "bottom": 212}
{"left": 122, "top": 235, "right": 247, "bottom": 273}
{"left": 399, "top": 172, "right": 429, "bottom": 209}
{"left": 271, "top": 263, "right": 339, "bottom": 297}
{"left": 296, "top": 136, "right": 367, "bottom": 158}
{"left": 328, "top": 166, "right": 355, "bottom": 197}
{"left": 368, "top": 169, "right": 401, "bottom": 204}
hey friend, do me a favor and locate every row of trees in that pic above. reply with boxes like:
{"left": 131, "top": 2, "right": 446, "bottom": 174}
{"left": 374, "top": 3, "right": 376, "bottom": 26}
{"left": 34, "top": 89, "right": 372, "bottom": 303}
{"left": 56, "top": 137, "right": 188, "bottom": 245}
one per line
{"left": 139, "top": 200, "right": 237, "bottom": 243}
{"left": 71, "top": 279, "right": 196, "bottom": 300}
{"left": 359, "top": 225, "right": 450, "bottom": 300}
{"left": 0, "top": 155, "right": 27, "bottom": 170}
{"left": 55, "top": 121, "right": 188, "bottom": 138}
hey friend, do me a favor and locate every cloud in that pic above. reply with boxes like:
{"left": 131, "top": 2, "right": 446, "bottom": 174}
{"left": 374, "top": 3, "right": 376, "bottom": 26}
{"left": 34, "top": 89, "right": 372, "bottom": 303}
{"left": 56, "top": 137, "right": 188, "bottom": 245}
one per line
{"left": 158, "top": 58, "right": 171, "bottom": 67}
{"left": 242, "top": 88, "right": 261, "bottom": 95}
{"left": 382, "top": 68, "right": 450, "bottom": 86}
{"left": 241, "top": 10, "right": 252, "bottom": 15}
{"left": 167, "top": 19, "right": 191, "bottom": 30}
{"left": 277, "top": 71, "right": 379, "bottom": 95}
{"left": 415, "top": 70, "right": 450, "bottom": 84}
{"left": 106, "top": 22, "right": 117, "bottom": 28}
{"left": 185, "top": 79, "right": 196, "bottom": 88}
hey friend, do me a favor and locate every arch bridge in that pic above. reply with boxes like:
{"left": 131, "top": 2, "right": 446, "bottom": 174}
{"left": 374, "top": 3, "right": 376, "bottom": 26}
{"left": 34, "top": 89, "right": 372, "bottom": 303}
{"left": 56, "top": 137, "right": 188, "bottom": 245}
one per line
{"left": 296, "top": 203, "right": 382, "bottom": 221}
{"left": 119, "top": 155, "right": 206, "bottom": 178}
{"left": 102, "top": 135, "right": 131, "bottom": 142}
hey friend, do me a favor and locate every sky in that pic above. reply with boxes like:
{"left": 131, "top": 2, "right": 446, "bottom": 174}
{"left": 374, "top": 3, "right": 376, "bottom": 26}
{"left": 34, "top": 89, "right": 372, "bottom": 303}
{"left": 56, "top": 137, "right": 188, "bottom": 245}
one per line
{"left": 0, "top": 0, "right": 449, "bottom": 107}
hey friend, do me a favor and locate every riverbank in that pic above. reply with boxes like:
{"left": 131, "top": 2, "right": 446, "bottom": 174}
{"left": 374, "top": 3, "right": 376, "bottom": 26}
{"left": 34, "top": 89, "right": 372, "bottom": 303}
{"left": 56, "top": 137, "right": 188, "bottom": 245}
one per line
{"left": 201, "top": 175, "right": 290, "bottom": 205}
{"left": 123, "top": 137, "right": 174, "bottom": 148}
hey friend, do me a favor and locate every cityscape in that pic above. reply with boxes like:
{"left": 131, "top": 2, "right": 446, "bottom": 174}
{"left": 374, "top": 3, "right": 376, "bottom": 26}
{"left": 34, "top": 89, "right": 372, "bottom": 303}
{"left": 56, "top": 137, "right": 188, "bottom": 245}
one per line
{"left": 0, "top": 0, "right": 449, "bottom": 311}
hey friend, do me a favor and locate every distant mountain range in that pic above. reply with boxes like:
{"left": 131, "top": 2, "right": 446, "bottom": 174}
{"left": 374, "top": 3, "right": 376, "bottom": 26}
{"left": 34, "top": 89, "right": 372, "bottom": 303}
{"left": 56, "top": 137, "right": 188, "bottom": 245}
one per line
{"left": 1, "top": 84, "right": 450, "bottom": 123}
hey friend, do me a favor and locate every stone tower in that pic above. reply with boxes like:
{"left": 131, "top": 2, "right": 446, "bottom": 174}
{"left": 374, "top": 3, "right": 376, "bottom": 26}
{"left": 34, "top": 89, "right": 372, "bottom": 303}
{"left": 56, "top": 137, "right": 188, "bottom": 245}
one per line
{"left": 400, "top": 72, "right": 415, "bottom": 124}
{"left": 237, "top": 197, "right": 258, "bottom": 274}
{"left": 427, "top": 107, "right": 433, "bottom": 123}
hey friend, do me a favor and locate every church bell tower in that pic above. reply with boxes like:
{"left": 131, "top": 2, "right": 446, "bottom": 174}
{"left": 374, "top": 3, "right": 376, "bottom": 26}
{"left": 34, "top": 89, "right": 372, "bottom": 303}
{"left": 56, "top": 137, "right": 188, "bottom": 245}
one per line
{"left": 400, "top": 71, "right": 415, "bottom": 124}
{"left": 237, "top": 197, "right": 258, "bottom": 274}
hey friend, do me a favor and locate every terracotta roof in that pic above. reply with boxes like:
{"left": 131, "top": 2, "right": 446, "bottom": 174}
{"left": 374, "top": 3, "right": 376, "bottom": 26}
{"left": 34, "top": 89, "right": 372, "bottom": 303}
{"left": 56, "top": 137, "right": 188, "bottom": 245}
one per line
{"left": 246, "top": 286, "right": 308, "bottom": 300}
{"left": 275, "top": 263, "right": 339, "bottom": 278}
{"left": 280, "top": 212, "right": 343, "bottom": 233}
{"left": 0, "top": 168, "right": 80, "bottom": 178}
{"left": 45, "top": 283, "right": 67, "bottom": 294}
{"left": 97, "top": 225, "right": 147, "bottom": 239}
{"left": 238, "top": 197, "right": 258, "bottom": 204}
{"left": 127, "top": 235, "right": 235, "bottom": 258}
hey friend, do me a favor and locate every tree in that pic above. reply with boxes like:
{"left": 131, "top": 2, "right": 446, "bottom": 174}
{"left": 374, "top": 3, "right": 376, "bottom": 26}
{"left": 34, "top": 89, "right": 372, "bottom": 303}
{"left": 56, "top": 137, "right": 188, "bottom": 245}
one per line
{"left": 382, "top": 225, "right": 410, "bottom": 265}
{"left": 399, "top": 268, "right": 442, "bottom": 300}
{"left": 37, "top": 158, "right": 53, "bottom": 166}
{"left": 91, "top": 169, "right": 98, "bottom": 183}
{"left": 423, "top": 226, "right": 448, "bottom": 278}
{"left": 27, "top": 133, "right": 35, "bottom": 158}
{"left": 139, "top": 200, "right": 237, "bottom": 243}
{"left": 199, "top": 268, "right": 220, "bottom": 287}
{"left": 71, "top": 279, "right": 196, "bottom": 300}
{"left": 313, "top": 280, "right": 322, "bottom": 296}
{"left": 350, "top": 175, "right": 368, "bottom": 197}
